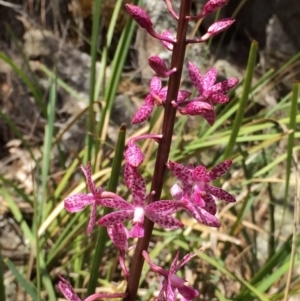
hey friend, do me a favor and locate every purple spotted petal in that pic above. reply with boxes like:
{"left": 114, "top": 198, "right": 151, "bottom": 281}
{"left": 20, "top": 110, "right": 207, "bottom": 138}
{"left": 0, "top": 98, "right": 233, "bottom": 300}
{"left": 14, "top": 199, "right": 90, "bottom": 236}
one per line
{"left": 168, "top": 161, "right": 192, "bottom": 183}
{"left": 202, "top": 68, "right": 217, "bottom": 92}
{"left": 188, "top": 62, "right": 203, "bottom": 93}
{"left": 146, "top": 200, "right": 180, "bottom": 214}
{"left": 157, "top": 87, "right": 168, "bottom": 104}
{"left": 178, "top": 285, "right": 200, "bottom": 300}
{"left": 169, "top": 252, "right": 179, "bottom": 275}
{"left": 206, "top": 185, "right": 236, "bottom": 203}
{"left": 202, "top": 193, "right": 217, "bottom": 215}
{"left": 150, "top": 76, "right": 162, "bottom": 93}
{"left": 98, "top": 210, "right": 134, "bottom": 226}
{"left": 124, "top": 163, "right": 135, "bottom": 189}
{"left": 80, "top": 162, "right": 95, "bottom": 194}
{"left": 131, "top": 169, "right": 146, "bottom": 207}
{"left": 64, "top": 193, "right": 95, "bottom": 212}
{"left": 210, "top": 93, "right": 229, "bottom": 103}
{"left": 124, "top": 144, "right": 144, "bottom": 168}
{"left": 146, "top": 211, "right": 183, "bottom": 229}
{"left": 132, "top": 94, "right": 155, "bottom": 124}
{"left": 181, "top": 200, "right": 221, "bottom": 227}
{"left": 177, "top": 90, "right": 192, "bottom": 101}
{"left": 99, "top": 197, "right": 134, "bottom": 210}
{"left": 206, "top": 18, "right": 235, "bottom": 36}
{"left": 192, "top": 165, "right": 207, "bottom": 181}
{"left": 182, "top": 101, "right": 215, "bottom": 125}
{"left": 87, "top": 202, "right": 97, "bottom": 236}
{"left": 207, "top": 160, "right": 232, "bottom": 180}
{"left": 58, "top": 275, "right": 81, "bottom": 301}
{"left": 209, "top": 78, "right": 239, "bottom": 94}
{"left": 107, "top": 223, "right": 128, "bottom": 251}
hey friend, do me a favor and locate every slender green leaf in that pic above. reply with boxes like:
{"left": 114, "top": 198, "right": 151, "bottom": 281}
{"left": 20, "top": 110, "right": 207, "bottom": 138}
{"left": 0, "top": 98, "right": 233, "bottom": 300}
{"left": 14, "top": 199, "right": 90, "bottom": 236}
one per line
{"left": 5, "top": 258, "right": 38, "bottom": 301}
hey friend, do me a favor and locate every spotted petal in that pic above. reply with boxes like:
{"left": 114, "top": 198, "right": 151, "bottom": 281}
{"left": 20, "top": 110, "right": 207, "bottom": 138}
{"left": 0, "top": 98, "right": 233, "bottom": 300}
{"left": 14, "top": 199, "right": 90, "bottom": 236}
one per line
{"left": 188, "top": 62, "right": 203, "bottom": 94}
{"left": 209, "top": 78, "right": 239, "bottom": 94}
{"left": 64, "top": 193, "right": 95, "bottom": 212}
{"left": 125, "top": 144, "right": 144, "bottom": 168}
{"left": 146, "top": 211, "right": 183, "bottom": 229}
{"left": 87, "top": 202, "right": 97, "bottom": 236}
{"left": 98, "top": 210, "right": 134, "bottom": 226}
{"left": 202, "top": 193, "right": 217, "bottom": 215}
{"left": 150, "top": 76, "right": 162, "bottom": 93}
{"left": 107, "top": 223, "right": 128, "bottom": 251}
{"left": 146, "top": 200, "right": 180, "bottom": 214}
{"left": 99, "top": 197, "right": 134, "bottom": 210}
{"left": 58, "top": 275, "right": 81, "bottom": 301}
{"left": 202, "top": 67, "right": 217, "bottom": 92}
{"left": 182, "top": 200, "right": 221, "bottom": 227}
{"left": 207, "top": 160, "right": 232, "bottom": 180}
{"left": 132, "top": 94, "right": 155, "bottom": 124}
{"left": 206, "top": 185, "right": 236, "bottom": 203}
{"left": 80, "top": 162, "right": 96, "bottom": 194}
{"left": 131, "top": 169, "right": 146, "bottom": 207}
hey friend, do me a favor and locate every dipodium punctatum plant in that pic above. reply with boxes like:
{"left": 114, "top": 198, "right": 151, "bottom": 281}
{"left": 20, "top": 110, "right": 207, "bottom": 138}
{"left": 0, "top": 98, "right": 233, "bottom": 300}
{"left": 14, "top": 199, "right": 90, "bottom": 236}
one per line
{"left": 58, "top": 0, "right": 239, "bottom": 300}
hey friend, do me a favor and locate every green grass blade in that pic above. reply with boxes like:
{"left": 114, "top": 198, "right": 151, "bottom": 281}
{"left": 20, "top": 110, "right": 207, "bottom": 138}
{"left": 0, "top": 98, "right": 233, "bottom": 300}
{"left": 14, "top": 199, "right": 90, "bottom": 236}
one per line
{"left": 284, "top": 82, "right": 299, "bottom": 199}
{"left": 87, "top": 124, "right": 126, "bottom": 295}
{"left": 2, "top": 188, "right": 56, "bottom": 300}
{"left": 85, "top": 0, "right": 103, "bottom": 163}
{"left": 223, "top": 40, "right": 258, "bottom": 159}
{"left": 5, "top": 258, "right": 38, "bottom": 301}
{"left": 0, "top": 245, "right": 5, "bottom": 301}
{"left": 40, "top": 77, "right": 57, "bottom": 223}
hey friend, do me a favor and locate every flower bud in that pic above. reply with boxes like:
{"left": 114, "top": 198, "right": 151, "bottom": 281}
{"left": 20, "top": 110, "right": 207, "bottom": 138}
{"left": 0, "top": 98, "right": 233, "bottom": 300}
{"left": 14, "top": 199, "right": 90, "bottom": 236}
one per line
{"left": 125, "top": 4, "right": 153, "bottom": 29}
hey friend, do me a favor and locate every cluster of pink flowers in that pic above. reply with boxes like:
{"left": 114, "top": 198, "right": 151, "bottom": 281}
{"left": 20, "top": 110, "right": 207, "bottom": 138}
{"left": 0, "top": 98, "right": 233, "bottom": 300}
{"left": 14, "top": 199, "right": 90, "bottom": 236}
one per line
{"left": 58, "top": 0, "right": 239, "bottom": 300}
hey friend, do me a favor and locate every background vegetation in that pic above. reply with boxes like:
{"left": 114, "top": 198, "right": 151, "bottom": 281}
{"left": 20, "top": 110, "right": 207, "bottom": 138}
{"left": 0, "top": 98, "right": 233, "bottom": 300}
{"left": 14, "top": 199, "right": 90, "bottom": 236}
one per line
{"left": 0, "top": 0, "right": 299, "bottom": 300}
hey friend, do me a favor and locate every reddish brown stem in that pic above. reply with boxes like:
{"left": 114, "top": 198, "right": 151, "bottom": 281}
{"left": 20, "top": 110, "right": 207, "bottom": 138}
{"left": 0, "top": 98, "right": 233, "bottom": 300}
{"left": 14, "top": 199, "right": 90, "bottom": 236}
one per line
{"left": 124, "top": 1, "right": 192, "bottom": 300}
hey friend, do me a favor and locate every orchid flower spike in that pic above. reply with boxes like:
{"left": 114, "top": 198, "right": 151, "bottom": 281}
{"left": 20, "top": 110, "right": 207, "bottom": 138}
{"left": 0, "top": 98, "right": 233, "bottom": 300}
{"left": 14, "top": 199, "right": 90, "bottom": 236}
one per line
{"left": 64, "top": 162, "right": 103, "bottom": 235}
{"left": 142, "top": 250, "right": 200, "bottom": 300}
{"left": 97, "top": 169, "right": 183, "bottom": 238}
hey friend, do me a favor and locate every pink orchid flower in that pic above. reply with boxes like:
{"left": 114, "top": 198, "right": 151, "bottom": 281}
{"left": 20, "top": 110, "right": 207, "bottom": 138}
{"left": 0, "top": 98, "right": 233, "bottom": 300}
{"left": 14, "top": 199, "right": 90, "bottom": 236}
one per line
{"left": 172, "top": 62, "right": 238, "bottom": 125}
{"left": 132, "top": 76, "right": 190, "bottom": 124}
{"left": 142, "top": 250, "right": 200, "bottom": 301}
{"left": 168, "top": 160, "right": 236, "bottom": 205}
{"left": 64, "top": 162, "right": 103, "bottom": 236}
{"left": 168, "top": 160, "right": 235, "bottom": 227}
{"left": 98, "top": 169, "right": 183, "bottom": 238}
